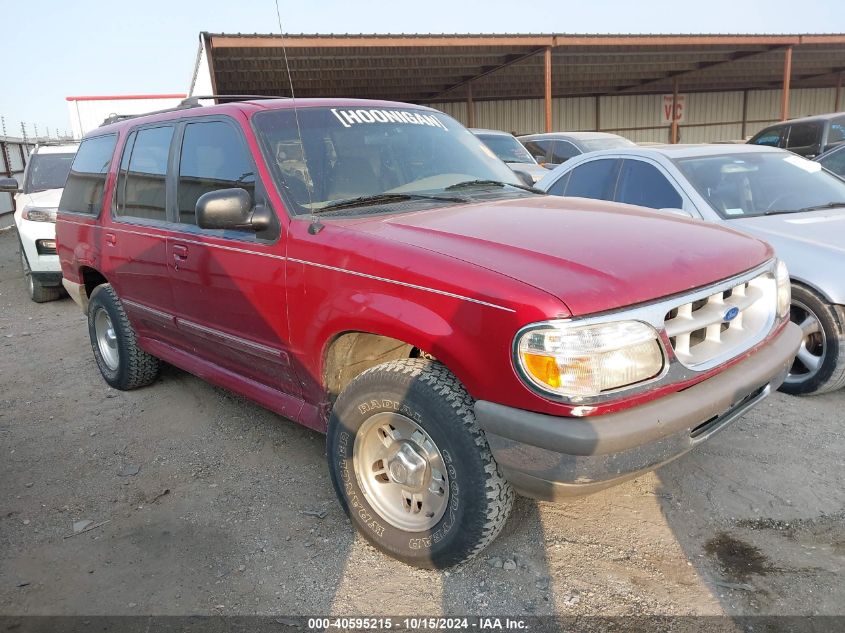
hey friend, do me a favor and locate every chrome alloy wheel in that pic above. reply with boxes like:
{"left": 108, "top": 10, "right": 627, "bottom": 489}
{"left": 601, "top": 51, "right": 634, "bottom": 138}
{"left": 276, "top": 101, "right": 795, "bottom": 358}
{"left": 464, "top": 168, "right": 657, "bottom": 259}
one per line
{"left": 785, "top": 299, "right": 826, "bottom": 385}
{"left": 353, "top": 411, "right": 449, "bottom": 531}
{"left": 94, "top": 308, "right": 120, "bottom": 371}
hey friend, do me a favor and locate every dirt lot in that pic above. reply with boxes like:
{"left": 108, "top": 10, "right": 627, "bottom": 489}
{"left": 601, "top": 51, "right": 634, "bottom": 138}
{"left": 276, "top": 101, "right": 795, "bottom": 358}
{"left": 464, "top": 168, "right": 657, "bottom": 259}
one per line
{"left": 0, "top": 221, "right": 843, "bottom": 619}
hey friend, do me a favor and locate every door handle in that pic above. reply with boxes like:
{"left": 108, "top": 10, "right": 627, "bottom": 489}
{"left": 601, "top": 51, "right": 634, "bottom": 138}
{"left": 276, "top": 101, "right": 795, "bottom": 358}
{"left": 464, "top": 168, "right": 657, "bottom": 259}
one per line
{"left": 171, "top": 244, "right": 189, "bottom": 259}
{"left": 105, "top": 233, "right": 117, "bottom": 246}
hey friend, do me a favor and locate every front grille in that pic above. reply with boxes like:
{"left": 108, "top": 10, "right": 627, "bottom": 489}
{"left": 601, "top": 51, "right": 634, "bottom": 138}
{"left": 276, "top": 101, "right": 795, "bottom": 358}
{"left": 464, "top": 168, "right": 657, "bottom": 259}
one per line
{"left": 664, "top": 273, "right": 776, "bottom": 368}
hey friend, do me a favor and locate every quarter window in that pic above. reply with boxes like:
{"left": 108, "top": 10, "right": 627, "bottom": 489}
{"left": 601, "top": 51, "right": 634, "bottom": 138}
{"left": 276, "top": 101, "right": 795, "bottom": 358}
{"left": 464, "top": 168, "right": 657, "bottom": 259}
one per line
{"left": 616, "top": 160, "right": 683, "bottom": 210}
{"left": 115, "top": 126, "right": 174, "bottom": 221}
{"left": 177, "top": 121, "right": 256, "bottom": 225}
{"left": 563, "top": 159, "right": 620, "bottom": 201}
{"left": 59, "top": 134, "right": 117, "bottom": 215}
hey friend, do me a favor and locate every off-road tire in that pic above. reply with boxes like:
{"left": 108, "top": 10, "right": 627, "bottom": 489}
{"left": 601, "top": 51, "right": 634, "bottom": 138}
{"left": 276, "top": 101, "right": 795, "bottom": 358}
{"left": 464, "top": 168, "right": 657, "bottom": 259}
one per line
{"left": 327, "top": 358, "right": 514, "bottom": 568}
{"left": 87, "top": 284, "right": 160, "bottom": 390}
{"left": 19, "top": 239, "right": 62, "bottom": 303}
{"left": 780, "top": 284, "right": 845, "bottom": 395}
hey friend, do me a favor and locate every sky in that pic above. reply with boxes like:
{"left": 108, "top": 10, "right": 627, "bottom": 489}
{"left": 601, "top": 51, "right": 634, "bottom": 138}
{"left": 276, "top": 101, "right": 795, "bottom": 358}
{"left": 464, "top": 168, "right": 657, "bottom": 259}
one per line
{"left": 2, "top": 0, "right": 843, "bottom": 136}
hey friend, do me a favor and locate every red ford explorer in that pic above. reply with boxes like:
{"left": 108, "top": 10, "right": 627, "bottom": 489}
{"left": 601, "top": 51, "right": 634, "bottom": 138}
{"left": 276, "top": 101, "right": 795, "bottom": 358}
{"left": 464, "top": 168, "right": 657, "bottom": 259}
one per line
{"left": 56, "top": 98, "right": 801, "bottom": 568}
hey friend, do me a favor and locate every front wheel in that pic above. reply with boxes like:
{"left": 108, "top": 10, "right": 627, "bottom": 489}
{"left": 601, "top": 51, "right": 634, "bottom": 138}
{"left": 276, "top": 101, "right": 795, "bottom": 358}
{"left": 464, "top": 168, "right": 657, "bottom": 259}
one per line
{"left": 779, "top": 284, "right": 845, "bottom": 395}
{"left": 19, "top": 240, "right": 62, "bottom": 303}
{"left": 327, "top": 359, "right": 513, "bottom": 568}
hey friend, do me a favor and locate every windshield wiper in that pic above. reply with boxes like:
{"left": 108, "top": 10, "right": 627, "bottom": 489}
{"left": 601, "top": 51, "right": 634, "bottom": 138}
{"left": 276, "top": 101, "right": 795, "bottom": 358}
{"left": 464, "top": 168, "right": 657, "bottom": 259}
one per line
{"left": 316, "top": 192, "right": 468, "bottom": 212}
{"left": 445, "top": 179, "right": 542, "bottom": 194}
{"left": 764, "top": 201, "right": 845, "bottom": 216}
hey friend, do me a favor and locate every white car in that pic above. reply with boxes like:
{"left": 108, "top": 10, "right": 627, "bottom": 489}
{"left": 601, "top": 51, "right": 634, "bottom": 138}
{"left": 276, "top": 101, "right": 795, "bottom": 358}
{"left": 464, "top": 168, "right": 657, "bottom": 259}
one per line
{"left": 0, "top": 143, "right": 79, "bottom": 302}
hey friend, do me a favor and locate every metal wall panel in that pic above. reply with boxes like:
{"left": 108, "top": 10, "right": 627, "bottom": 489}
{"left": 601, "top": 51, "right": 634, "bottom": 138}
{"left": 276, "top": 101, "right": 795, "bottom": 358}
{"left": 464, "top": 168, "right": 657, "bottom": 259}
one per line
{"left": 432, "top": 87, "right": 841, "bottom": 145}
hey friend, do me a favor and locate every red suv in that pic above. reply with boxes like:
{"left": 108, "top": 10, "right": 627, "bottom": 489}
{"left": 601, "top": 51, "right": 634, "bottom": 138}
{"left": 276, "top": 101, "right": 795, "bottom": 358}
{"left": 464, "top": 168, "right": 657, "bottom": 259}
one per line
{"left": 57, "top": 98, "right": 801, "bottom": 568}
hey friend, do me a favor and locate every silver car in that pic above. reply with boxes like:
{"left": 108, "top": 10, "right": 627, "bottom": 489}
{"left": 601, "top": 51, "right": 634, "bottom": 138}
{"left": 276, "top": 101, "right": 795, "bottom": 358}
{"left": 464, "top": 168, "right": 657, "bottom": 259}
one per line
{"left": 536, "top": 144, "right": 845, "bottom": 395}
{"left": 470, "top": 129, "right": 549, "bottom": 184}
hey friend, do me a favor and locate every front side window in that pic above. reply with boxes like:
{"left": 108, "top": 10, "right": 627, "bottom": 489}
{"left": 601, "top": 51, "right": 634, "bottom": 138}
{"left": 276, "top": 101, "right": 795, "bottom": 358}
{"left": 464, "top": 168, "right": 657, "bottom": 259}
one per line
{"left": 616, "top": 160, "right": 683, "bottom": 210}
{"left": 177, "top": 121, "right": 256, "bottom": 224}
{"left": 59, "top": 135, "right": 118, "bottom": 215}
{"left": 252, "top": 107, "right": 526, "bottom": 216}
{"left": 828, "top": 117, "right": 845, "bottom": 145}
{"left": 563, "top": 159, "right": 620, "bottom": 201}
{"left": 115, "top": 126, "right": 174, "bottom": 222}
{"left": 676, "top": 151, "right": 845, "bottom": 218}
{"left": 749, "top": 126, "right": 783, "bottom": 147}
{"left": 24, "top": 151, "right": 76, "bottom": 193}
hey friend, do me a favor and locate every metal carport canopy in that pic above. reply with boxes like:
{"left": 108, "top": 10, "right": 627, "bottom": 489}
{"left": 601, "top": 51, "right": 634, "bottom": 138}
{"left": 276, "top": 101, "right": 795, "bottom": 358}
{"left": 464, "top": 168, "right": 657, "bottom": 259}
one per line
{"left": 202, "top": 33, "right": 845, "bottom": 130}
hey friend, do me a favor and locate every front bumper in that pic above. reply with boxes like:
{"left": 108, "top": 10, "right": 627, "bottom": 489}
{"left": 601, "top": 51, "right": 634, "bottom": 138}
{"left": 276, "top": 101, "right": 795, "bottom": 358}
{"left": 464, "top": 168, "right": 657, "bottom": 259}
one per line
{"left": 475, "top": 322, "right": 801, "bottom": 501}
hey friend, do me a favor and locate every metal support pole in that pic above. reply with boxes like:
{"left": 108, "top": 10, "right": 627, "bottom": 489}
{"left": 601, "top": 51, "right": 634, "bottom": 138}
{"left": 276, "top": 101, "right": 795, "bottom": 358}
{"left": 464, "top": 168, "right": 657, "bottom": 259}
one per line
{"left": 1, "top": 142, "right": 10, "bottom": 177}
{"left": 836, "top": 72, "right": 842, "bottom": 112}
{"left": 670, "top": 78, "right": 679, "bottom": 144}
{"left": 544, "top": 46, "right": 552, "bottom": 133}
{"left": 741, "top": 89, "right": 749, "bottom": 139}
{"left": 781, "top": 45, "right": 793, "bottom": 121}
{"left": 466, "top": 81, "right": 475, "bottom": 129}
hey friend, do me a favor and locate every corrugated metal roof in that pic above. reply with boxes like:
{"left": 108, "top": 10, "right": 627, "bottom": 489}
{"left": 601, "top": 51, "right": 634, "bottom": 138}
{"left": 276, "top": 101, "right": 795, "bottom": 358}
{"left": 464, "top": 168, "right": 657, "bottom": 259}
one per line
{"left": 204, "top": 32, "right": 845, "bottom": 103}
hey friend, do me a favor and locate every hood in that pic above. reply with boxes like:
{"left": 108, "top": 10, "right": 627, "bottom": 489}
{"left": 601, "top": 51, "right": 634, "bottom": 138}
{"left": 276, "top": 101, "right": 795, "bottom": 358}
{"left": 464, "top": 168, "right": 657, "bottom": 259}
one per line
{"left": 728, "top": 209, "right": 845, "bottom": 254}
{"left": 506, "top": 163, "right": 549, "bottom": 183}
{"left": 348, "top": 196, "right": 771, "bottom": 316}
{"left": 20, "top": 188, "right": 64, "bottom": 209}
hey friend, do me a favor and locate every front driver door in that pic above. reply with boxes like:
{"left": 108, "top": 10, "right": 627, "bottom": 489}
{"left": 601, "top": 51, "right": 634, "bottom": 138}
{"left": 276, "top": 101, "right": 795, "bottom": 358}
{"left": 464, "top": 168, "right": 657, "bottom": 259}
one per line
{"left": 165, "top": 117, "right": 300, "bottom": 401}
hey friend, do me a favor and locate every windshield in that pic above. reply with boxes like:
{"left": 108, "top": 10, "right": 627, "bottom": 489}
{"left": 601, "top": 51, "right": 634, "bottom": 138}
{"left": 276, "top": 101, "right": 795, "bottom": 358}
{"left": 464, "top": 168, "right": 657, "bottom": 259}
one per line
{"left": 252, "top": 107, "right": 524, "bottom": 215}
{"left": 24, "top": 152, "right": 76, "bottom": 193}
{"left": 675, "top": 151, "right": 845, "bottom": 218}
{"left": 579, "top": 137, "right": 636, "bottom": 152}
{"left": 475, "top": 133, "right": 536, "bottom": 164}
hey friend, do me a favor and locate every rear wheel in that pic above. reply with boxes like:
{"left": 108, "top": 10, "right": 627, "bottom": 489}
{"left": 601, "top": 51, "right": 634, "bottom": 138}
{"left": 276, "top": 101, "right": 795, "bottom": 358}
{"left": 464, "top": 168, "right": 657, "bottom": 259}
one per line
{"left": 327, "top": 358, "right": 513, "bottom": 568}
{"left": 87, "top": 284, "right": 160, "bottom": 390}
{"left": 780, "top": 285, "right": 845, "bottom": 395}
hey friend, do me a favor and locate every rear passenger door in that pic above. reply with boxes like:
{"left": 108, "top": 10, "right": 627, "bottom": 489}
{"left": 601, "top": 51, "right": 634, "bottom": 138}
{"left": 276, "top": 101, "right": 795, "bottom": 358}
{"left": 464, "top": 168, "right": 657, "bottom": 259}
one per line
{"left": 108, "top": 124, "right": 179, "bottom": 343}
{"left": 166, "top": 117, "right": 298, "bottom": 397}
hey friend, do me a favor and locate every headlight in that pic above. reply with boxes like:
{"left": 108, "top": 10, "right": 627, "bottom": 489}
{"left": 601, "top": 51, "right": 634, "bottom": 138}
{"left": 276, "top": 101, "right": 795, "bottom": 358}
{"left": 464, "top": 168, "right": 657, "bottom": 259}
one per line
{"left": 776, "top": 259, "right": 790, "bottom": 319}
{"left": 21, "top": 206, "right": 57, "bottom": 223}
{"left": 515, "top": 320, "right": 665, "bottom": 400}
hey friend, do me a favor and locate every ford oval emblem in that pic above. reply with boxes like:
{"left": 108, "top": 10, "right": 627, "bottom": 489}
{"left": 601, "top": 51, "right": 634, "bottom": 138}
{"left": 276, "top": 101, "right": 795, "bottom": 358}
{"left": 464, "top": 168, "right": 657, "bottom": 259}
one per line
{"left": 723, "top": 307, "right": 740, "bottom": 322}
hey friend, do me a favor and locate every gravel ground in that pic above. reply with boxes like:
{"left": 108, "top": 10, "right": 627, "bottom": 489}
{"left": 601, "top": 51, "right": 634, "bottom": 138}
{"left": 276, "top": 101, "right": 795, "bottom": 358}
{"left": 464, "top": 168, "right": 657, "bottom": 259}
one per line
{"left": 0, "top": 223, "right": 843, "bottom": 618}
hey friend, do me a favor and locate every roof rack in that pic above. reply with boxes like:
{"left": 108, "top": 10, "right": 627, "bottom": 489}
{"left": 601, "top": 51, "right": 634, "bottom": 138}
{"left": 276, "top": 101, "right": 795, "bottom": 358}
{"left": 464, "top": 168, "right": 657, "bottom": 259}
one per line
{"left": 99, "top": 94, "right": 290, "bottom": 127}
{"left": 179, "top": 94, "right": 291, "bottom": 106}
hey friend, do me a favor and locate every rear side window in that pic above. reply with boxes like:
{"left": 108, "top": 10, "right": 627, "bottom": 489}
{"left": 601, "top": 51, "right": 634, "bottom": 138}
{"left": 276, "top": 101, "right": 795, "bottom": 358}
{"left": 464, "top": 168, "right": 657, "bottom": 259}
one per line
{"left": 59, "top": 135, "right": 117, "bottom": 215}
{"left": 115, "top": 126, "right": 174, "bottom": 222}
{"left": 786, "top": 123, "right": 822, "bottom": 152}
{"left": 616, "top": 160, "right": 683, "bottom": 210}
{"left": 563, "top": 159, "right": 620, "bottom": 201}
{"left": 750, "top": 126, "right": 783, "bottom": 147}
{"left": 522, "top": 139, "right": 551, "bottom": 162}
{"left": 549, "top": 141, "right": 580, "bottom": 164}
{"left": 177, "top": 120, "right": 256, "bottom": 225}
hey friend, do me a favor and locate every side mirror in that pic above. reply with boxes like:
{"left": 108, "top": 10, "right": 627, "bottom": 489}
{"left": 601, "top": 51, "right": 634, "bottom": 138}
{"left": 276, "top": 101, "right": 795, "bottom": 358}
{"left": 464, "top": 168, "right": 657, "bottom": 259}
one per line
{"left": 660, "top": 207, "right": 695, "bottom": 219}
{"left": 195, "top": 188, "right": 270, "bottom": 232}
{"left": 0, "top": 177, "right": 20, "bottom": 193}
{"left": 511, "top": 169, "right": 535, "bottom": 187}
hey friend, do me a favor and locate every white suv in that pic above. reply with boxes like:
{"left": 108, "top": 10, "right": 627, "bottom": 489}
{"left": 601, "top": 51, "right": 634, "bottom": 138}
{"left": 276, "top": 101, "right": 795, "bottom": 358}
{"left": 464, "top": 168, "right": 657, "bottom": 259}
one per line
{"left": 0, "top": 143, "right": 79, "bottom": 302}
